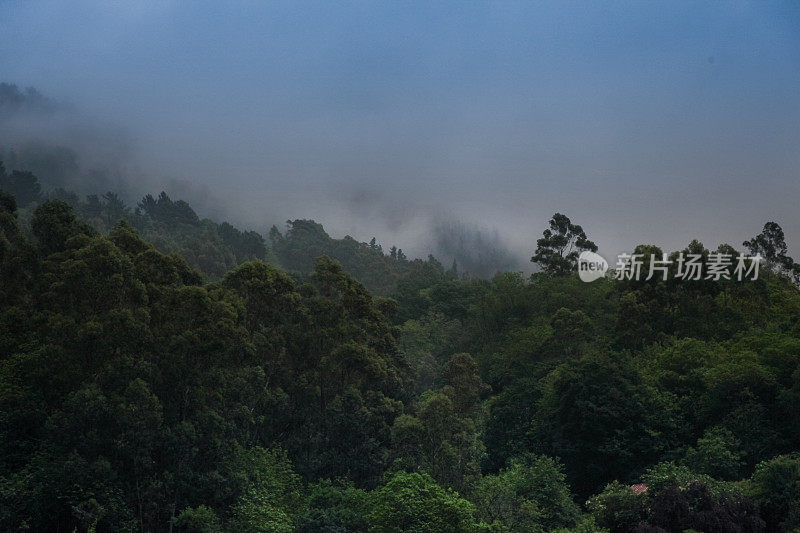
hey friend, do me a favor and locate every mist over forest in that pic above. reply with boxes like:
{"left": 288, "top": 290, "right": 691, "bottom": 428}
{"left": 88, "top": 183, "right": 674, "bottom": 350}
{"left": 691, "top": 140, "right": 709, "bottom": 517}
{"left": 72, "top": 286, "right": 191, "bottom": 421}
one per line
{"left": 2, "top": 2, "right": 798, "bottom": 265}
{"left": 0, "top": 81, "right": 527, "bottom": 276}
{"left": 2, "top": 3, "right": 800, "bottom": 532}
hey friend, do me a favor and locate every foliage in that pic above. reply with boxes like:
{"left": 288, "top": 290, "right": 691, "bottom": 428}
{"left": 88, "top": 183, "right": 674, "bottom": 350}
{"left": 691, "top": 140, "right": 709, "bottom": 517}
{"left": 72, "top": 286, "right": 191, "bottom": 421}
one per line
{"left": 473, "top": 454, "right": 581, "bottom": 531}
{"left": 0, "top": 199, "right": 410, "bottom": 530}
{"left": 681, "top": 426, "right": 743, "bottom": 480}
{"left": 746, "top": 454, "right": 800, "bottom": 532}
{"left": 271, "top": 219, "right": 443, "bottom": 296}
{"left": 531, "top": 212, "right": 597, "bottom": 275}
{"left": 744, "top": 221, "right": 800, "bottom": 283}
{"left": 391, "top": 353, "right": 488, "bottom": 492}
{"left": 173, "top": 505, "right": 222, "bottom": 533}
{"left": 533, "top": 351, "right": 679, "bottom": 497}
{"left": 295, "top": 479, "right": 369, "bottom": 532}
{"left": 365, "top": 471, "right": 485, "bottom": 532}
{"left": 587, "top": 481, "right": 646, "bottom": 533}
{"left": 2, "top": 171, "right": 800, "bottom": 531}
{"left": 0, "top": 164, "right": 42, "bottom": 207}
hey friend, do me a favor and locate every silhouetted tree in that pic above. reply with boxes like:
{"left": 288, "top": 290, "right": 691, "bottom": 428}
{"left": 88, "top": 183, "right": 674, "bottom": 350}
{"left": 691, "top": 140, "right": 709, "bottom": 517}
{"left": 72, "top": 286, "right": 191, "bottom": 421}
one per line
{"left": 531, "top": 212, "right": 597, "bottom": 275}
{"left": 744, "top": 221, "right": 800, "bottom": 282}
{"left": 0, "top": 168, "right": 42, "bottom": 207}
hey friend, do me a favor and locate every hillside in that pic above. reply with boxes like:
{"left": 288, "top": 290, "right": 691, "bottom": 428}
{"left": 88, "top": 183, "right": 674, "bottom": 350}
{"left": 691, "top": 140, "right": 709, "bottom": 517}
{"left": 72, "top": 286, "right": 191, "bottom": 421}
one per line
{"left": 2, "top": 161, "right": 800, "bottom": 531}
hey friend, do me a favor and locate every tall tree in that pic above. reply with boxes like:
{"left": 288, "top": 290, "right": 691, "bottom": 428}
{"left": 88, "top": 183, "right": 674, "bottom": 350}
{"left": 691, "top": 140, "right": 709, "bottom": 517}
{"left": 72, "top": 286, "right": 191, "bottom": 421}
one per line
{"left": 531, "top": 213, "right": 597, "bottom": 275}
{"left": 0, "top": 168, "right": 42, "bottom": 207}
{"left": 743, "top": 221, "right": 800, "bottom": 282}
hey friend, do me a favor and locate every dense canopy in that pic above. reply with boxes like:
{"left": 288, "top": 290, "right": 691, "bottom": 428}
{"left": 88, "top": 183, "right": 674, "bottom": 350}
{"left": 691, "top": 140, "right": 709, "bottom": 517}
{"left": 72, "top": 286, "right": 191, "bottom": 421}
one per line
{"left": 2, "top": 162, "right": 800, "bottom": 532}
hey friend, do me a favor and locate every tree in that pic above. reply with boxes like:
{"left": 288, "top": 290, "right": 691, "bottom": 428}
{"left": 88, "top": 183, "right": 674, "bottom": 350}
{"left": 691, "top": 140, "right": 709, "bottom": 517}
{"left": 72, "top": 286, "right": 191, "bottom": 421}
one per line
{"left": 743, "top": 221, "right": 800, "bottom": 282}
{"left": 681, "top": 426, "right": 743, "bottom": 480}
{"left": 391, "top": 354, "right": 487, "bottom": 492}
{"left": 84, "top": 194, "right": 102, "bottom": 218}
{"left": 296, "top": 479, "right": 369, "bottom": 532}
{"left": 587, "top": 481, "right": 646, "bottom": 533}
{"left": 550, "top": 307, "right": 594, "bottom": 357}
{"left": 533, "top": 351, "right": 678, "bottom": 497}
{"left": 30, "top": 200, "right": 97, "bottom": 255}
{"left": 172, "top": 505, "right": 222, "bottom": 533}
{"left": 0, "top": 169, "right": 42, "bottom": 207}
{"left": 473, "top": 455, "right": 581, "bottom": 531}
{"left": 391, "top": 388, "right": 483, "bottom": 492}
{"left": 102, "top": 191, "right": 130, "bottom": 224}
{"left": 531, "top": 213, "right": 597, "bottom": 275}
{"left": 365, "top": 471, "right": 484, "bottom": 532}
{"left": 212, "top": 447, "right": 304, "bottom": 533}
{"left": 441, "top": 353, "right": 490, "bottom": 418}
{"left": 137, "top": 192, "right": 199, "bottom": 226}
{"left": 747, "top": 454, "right": 800, "bottom": 532}
{"left": 645, "top": 480, "right": 764, "bottom": 533}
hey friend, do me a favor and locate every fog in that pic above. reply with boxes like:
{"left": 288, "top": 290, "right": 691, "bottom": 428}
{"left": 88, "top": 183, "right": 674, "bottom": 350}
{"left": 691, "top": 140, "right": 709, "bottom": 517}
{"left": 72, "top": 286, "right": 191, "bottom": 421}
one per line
{"left": 2, "top": 1, "right": 799, "bottom": 269}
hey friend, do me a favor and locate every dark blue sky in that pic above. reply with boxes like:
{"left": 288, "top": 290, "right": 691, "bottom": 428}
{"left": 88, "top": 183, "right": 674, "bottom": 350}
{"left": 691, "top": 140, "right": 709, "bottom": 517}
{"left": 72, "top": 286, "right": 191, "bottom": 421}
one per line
{"left": 2, "top": 1, "right": 799, "bottom": 261}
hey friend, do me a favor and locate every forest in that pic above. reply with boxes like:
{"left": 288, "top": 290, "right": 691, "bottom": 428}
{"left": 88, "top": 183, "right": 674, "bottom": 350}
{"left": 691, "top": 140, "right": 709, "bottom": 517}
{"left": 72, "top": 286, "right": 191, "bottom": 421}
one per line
{"left": 2, "top": 160, "right": 800, "bottom": 533}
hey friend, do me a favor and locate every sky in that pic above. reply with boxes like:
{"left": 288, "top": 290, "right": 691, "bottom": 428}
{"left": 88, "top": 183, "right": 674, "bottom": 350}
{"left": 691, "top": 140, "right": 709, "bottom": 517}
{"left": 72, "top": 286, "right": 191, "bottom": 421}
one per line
{"left": 1, "top": 0, "right": 799, "bottom": 266}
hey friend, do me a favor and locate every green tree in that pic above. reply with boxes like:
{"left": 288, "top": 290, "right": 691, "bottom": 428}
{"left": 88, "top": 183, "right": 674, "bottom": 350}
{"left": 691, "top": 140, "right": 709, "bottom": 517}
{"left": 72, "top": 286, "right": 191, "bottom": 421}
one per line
{"left": 473, "top": 455, "right": 580, "bottom": 531}
{"left": 366, "top": 471, "right": 483, "bottom": 532}
{"left": 747, "top": 454, "right": 800, "bottom": 532}
{"left": 226, "top": 447, "right": 305, "bottom": 533}
{"left": 531, "top": 213, "right": 597, "bottom": 275}
{"left": 296, "top": 479, "right": 369, "bottom": 532}
{"left": 682, "top": 426, "right": 743, "bottom": 480}
{"left": 173, "top": 505, "right": 222, "bottom": 533}
{"left": 533, "top": 351, "right": 677, "bottom": 497}
{"left": 391, "top": 354, "right": 487, "bottom": 492}
{"left": 743, "top": 221, "right": 800, "bottom": 282}
{"left": 31, "top": 199, "right": 97, "bottom": 255}
{"left": 586, "top": 481, "right": 645, "bottom": 533}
